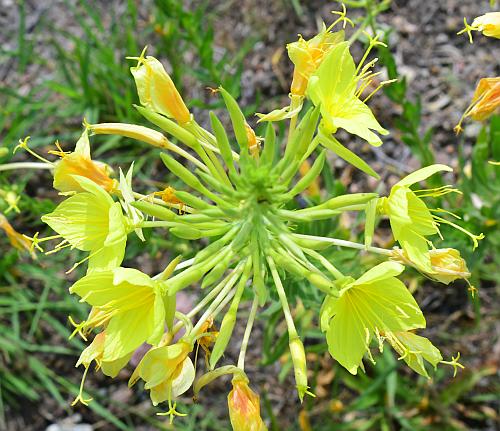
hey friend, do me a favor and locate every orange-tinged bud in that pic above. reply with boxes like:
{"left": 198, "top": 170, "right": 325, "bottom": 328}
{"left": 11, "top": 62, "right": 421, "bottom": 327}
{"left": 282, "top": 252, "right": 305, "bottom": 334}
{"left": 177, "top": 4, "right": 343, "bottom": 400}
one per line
{"left": 469, "top": 77, "right": 500, "bottom": 121}
{"left": 472, "top": 12, "right": 500, "bottom": 39}
{"left": 245, "top": 124, "right": 261, "bottom": 158}
{"left": 130, "top": 53, "right": 191, "bottom": 124}
{"left": 227, "top": 377, "right": 267, "bottom": 431}
{"left": 288, "top": 29, "right": 343, "bottom": 96}
{"left": 455, "top": 77, "right": 500, "bottom": 133}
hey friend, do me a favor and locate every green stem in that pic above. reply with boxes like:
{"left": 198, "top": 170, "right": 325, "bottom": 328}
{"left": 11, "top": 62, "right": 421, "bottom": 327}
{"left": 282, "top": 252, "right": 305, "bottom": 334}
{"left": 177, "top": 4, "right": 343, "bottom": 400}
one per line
{"left": 0, "top": 162, "right": 53, "bottom": 172}
{"left": 292, "top": 233, "right": 393, "bottom": 256}
{"left": 267, "top": 256, "right": 299, "bottom": 338}
{"left": 237, "top": 296, "right": 259, "bottom": 370}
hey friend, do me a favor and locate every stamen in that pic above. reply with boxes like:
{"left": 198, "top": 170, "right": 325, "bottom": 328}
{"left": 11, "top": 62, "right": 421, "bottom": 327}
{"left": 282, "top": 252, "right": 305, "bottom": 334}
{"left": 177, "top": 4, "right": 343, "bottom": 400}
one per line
{"left": 432, "top": 215, "right": 485, "bottom": 249}
{"left": 47, "top": 140, "right": 71, "bottom": 158}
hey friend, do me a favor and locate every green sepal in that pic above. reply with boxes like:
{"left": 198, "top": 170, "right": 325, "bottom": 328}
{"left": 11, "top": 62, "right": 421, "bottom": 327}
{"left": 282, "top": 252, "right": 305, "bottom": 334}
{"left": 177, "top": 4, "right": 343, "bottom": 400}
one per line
{"left": 130, "top": 200, "right": 176, "bottom": 221}
{"left": 170, "top": 225, "right": 204, "bottom": 240}
{"left": 201, "top": 250, "right": 234, "bottom": 288}
{"left": 160, "top": 153, "right": 206, "bottom": 193}
{"left": 364, "top": 197, "right": 379, "bottom": 247}
{"left": 318, "top": 132, "right": 380, "bottom": 179}
{"left": 282, "top": 107, "right": 313, "bottom": 162}
{"left": 135, "top": 105, "right": 198, "bottom": 148}
{"left": 251, "top": 234, "right": 268, "bottom": 305}
{"left": 260, "top": 122, "right": 276, "bottom": 170}
{"left": 295, "top": 105, "right": 321, "bottom": 160}
{"left": 163, "top": 288, "right": 176, "bottom": 332}
{"left": 218, "top": 87, "right": 248, "bottom": 151}
{"left": 209, "top": 111, "right": 238, "bottom": 177}
{"left": 320, "top": 192, "right": 379, "bottom": 210}
{"left": 196, "top": 169, "right": 236, "bottom": 197}
{"left": 194, "top": 229, "right": 239, "bottom": 264}
{"left": 173, "top": 190, "right": 212, "bottom": 210}
{"left": 286, "top": 150, "right": 326, "bottom": 198}
{"left": 230, "top": 221, "right": 253, "bottom": 251}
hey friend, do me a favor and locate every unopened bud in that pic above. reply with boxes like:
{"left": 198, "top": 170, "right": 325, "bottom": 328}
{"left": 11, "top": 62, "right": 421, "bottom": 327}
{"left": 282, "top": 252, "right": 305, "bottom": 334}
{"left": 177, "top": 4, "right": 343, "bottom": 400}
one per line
{"left": 227, "top": 376, "right": 267, "bottom": 431}
{"left": 130, "top": 54, "right": 191, "bottom": 124}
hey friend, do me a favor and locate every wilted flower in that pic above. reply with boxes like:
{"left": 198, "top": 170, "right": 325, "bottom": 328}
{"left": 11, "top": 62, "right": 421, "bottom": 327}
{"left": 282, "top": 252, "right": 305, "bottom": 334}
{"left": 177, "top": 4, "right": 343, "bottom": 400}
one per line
{"left": 0, "top": 213, "right": 33, "bottom": 255}
{"left": 288, "top": 28, "right": 344, "bottom": 97}
{"left": 52, "top": 129, "right": 117, "bottom": 194}
{"left": 129, "top": 341, "right": 194, "bottom": 406}
{"left": 455, "top": 77, "right": 500, "bottom": 133}
{"left": 228, "top": 376, "right": 267, "bottom": 431}
{"left": 472, "top": 12, "right": 500, "bottom": 39}
{"left": 130, "top": 49, "right": 191, "bottom": 124}
{"left": 392, "top": 247, "right": 471, "bottom": 284}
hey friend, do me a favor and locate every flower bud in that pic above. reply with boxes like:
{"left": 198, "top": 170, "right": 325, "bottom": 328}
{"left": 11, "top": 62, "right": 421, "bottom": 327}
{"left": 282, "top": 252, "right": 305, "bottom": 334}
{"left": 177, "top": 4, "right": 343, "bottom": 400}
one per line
{"left": 90, "top": 123, "right": 172, "bottom": 150}
{"left": 227, "top": 377, "right": 267, "bottom": 431}
{"left": 289, "top": 336, "right": 309, "bottom": 402}
{"left": 130, "top": 55, "right": 191, "bottom": 124}
{"left": 455, "top": 77, "right": 500, "bottom": 133}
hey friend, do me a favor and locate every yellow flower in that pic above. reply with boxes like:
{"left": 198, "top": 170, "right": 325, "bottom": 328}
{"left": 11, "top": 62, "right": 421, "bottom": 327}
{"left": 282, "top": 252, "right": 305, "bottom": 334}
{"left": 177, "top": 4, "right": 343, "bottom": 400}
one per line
{"left": 472, "top": 12, "right": 500, "bottom": 39}
{"left": 129, "top": 341, "right": 194, "bottom": 406}
{"left": 455, "top": 77, "right": 500, "bottom": 133}
{"left": 227, "top": 376, "right": 267, "bottom": 431}
{"left": 308, "top": 41, "right": 388, "bottom": 146}
{"left": 52, "top": 130, "right": 117, "bottom": 194}
{"left": 321, "top": 262, "right": 425, "bottom": 374}
{"left": 70, "top": 267, "right": 167, "bottom": 361}
{"left": 380, "top": 165, "right": 483, "bottom": 272}
{"left": 41, "top": 176, "right": 130, "bottom": 272}
{"left": 129, "top": 49, "right": 191, "bottom": 124}
{"left": 288, "top": 28, "right": 344, "bottom": 97}
{"left": 384, "top": 331, "right": 442, "bottom": 378}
